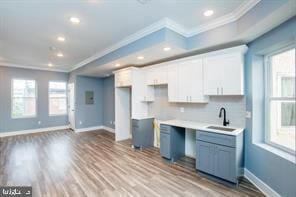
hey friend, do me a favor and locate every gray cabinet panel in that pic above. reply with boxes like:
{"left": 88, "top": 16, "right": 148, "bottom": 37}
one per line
{"left": 196, "top": 141, "right": 214, "bottom": 175}
{"left": 196, "top": 130, "right": 236, "bottom": 147}
{"left": 160, "top": 132, "right": 171, "bottom": 159}
{"left": 215, "top": 144, "right": 236, "bottom": 183}
{"left": 196, "top": 130, "right": 244, "bottom": 184}
{"left": 131, "top": 118, "right": 154, "bottom": 149}
{"left": 159, "top": 124, "right": 185, "bottom": 161}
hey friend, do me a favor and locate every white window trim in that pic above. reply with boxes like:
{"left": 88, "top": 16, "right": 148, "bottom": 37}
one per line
{"left": 48, "top": 81, "right": 68, "bottom": 116}
{"left": 11, "top": 78, "right": 38, "bottom": 119}
{"left": 264, "top": 45, "right": 296, "bottom": 155}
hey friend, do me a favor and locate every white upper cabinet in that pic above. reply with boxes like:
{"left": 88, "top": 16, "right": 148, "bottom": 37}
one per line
{"left": 168, "top": 64, "right": 179, "bottom": 102}
{"left": 168, "top": 59, "right": 209, "bottom": 103}
{"left": 115, "top": 69, "right": 132, "bottom": 88}
{"left": 146, "top": 66, "right": 168, "bottom": 85}
{"left": 203, "top": 46, "right": 247, "bottom": 95}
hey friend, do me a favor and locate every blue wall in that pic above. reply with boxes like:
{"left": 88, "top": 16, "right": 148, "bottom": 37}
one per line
{"left": 75, "top": 76, "right": 104, "bottom": 129}
{"left": 245, "top": 16, "right": 296, "bottom": 197}
{"left": 102, "top": 75, "right": 115, "bottom": 129}
{"left": 0, "top": 66, "right": 69, "bottom": 132}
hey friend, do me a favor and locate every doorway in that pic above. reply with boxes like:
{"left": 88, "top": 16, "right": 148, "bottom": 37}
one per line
{"left": 68, "top": 83, "right": 75, "bottom": 130}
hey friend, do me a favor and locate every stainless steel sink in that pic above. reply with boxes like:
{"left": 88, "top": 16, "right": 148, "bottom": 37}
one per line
{"left": 206, "top": 126, "right": 236, "bottom": 132}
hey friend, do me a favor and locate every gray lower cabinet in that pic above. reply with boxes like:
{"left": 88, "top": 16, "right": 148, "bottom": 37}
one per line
{"left": 131, "top": 118, "right": 154, "bottom": 149}
{"left": 196, "top": 130, "right": 243, "bottom": 184}
{"left": 159, "top": 124, "right": 185, "bottom": 162}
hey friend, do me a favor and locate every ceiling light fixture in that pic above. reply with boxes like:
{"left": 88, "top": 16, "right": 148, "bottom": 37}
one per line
{"left": 204, "top": 10, "right": 214, "bottom": 17}
{"left": 137, "top": 56, "right": 144, "bottom": 60}
{"left": 48, "top": 63, "right": 53, "bottom": 67}
{"left": 57, "top": 53, "right": 64, "bottom": 57}
{"left": 163, "top": 47, "right": 171, "bottom": 51}
{"left": 115, "top": 63, "right": 120, "bottom": 67}
{"left": 70, "top": 17, "right": 80, "bottom": 24}
{"left": 57, "top": 36, "right": 65, "bottom": 42}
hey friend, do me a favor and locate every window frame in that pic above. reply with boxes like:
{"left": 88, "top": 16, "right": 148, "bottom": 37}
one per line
{"left": 48, "top": 81, "right": 68, "bottom": 116}
{"left": 264, "top": 45, "right": 296, "bottom": 154}
{"left": 11, "top": 78, "right": 38, "bottom": 119}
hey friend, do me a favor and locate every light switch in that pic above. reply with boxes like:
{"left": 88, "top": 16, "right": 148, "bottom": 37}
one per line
{"left": 246, "top": 111, "right": 251, "bottom": 118}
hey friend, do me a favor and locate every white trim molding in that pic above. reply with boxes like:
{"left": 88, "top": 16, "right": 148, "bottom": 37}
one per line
{"left": 71, "top": 0, "right": 260, "bottom": 71}
{"left": 74, "top": 125, "right": 115, "bottom": 133}
{"left": 0, "top": 62, "right": 68, "bottom": 73}
{"left": 102, "top": 126, "right": 115, "bottom": 133}
{"left": 0, "top": 125, "right": 70, "bottom": 138}
{"left": 244, "top": 168, "right": 281, "bottom": 197}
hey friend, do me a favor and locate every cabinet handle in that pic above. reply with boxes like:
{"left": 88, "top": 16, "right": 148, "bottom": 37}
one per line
{"left": 186, "top": 96, "right": 188, "bottom": 101}
{"left": 190, "top": 96, "right": 192, "bottom": 102}
{"left": 217, "top": 87, "right": 219, "bottom": 95}
{"left": 221, "top": 87, "right": 223, "bottom": 95}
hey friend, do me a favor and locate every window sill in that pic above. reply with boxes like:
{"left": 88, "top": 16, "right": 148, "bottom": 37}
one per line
{"left": 254, "top": 143, "right": 296, "bottom": 164}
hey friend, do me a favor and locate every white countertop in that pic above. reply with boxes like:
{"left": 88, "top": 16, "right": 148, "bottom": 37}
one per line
{"left": 132, "top": 116, "right": 154, "bottom": 120}
{"left": 159, "top": 119, "right": 244, "bottom": 136}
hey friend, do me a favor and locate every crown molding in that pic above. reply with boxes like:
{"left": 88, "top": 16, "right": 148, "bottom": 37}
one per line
{"left": 71, "top": 18, "right": 168, "bottom": 71}
{"left": 70, "top": 0, "right": 261, "bottom": 72}
{"left": 187, "top": 0, "right": 261, "bottom": 36}
{"left": 0, "top": 62, "right": 68, "bottom": 73}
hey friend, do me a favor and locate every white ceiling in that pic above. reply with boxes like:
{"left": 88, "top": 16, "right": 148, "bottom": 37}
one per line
{"left": 0, "top": 0, "right": 247, "bottom": 72}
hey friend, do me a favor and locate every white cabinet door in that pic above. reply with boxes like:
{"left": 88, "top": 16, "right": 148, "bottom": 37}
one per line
{"left": 203, "top": 53, "right": 244, "bottom": 95}
{"left": 220, "top": 54, "right": 244, "bottom": 95}
{"left": 178, "top": 62, "right": 190, "bottom": 102}
{"left": 168, "top": 64, "right": 179, "bottom": 102}
{"left": 178, "top": 59, "right": 208, "bottom": 103}
{"left": 146, "top": 66, "right": 168, "bottom": 85}
{"left": 203, "top": 56, "right": 223, "bottom": 95}
{"left": 189, "top": 59, "right": 208, "bottom": 102}
{"left": 115, "top": 70, "right": 132, "bottom": 87}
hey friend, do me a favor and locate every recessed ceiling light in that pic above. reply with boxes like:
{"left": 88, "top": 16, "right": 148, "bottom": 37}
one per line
{"left": 115, "top": 63, "right": 120, "bottom": 67}
{"left": 70, "top": 17, "right": 80, "bottom": 24}
{"left": 163, "top": 47, "right": 171, "bottom": 51}
{"left": 57, "top": 36, "right": 65, "bottom": 42}
{"left": 48, "top": 63, "right": 53, "bottom": 67}
{"left": 137, "top": 56, "right": 144, "bottom": 60}
{"left": 204, "top": 10, "right": 214, "bottom": 17}
{"left": 57, "top": 53, "right": 64, "bottom": 57}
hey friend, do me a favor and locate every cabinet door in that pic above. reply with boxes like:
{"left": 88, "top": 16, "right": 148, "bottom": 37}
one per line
{"left": 214, "top": 144, "right": 236, "bottom": 182}
{"left": 196, "top": 140, "right": 215, "bottom": 174}
{"left": 168, "top": 64, "right": 179, "bottom": 102}
{"left": 160, "top": 132, "right": 171, "bottom": 159}
{"left": 203, "top": 56, "right": 223, "bottom": 95}
{"left": 132, "top": 126, "right": 141, "bottom": 147}
{"left": 220, "top": 53, "right": 243, "bottom": 95}
{"left": 178, "top": 62, "right": 190, "bottom": 102}
{"left": 189, "top": 59, "right": 208, "bottom": 102}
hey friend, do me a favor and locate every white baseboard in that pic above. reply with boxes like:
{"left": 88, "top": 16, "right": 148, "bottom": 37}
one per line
{"left": 0, "top": 125, "right": 70, "bottom": 138}
{"left": 102, "top": 126, "right": 115, "bottom": 133}
{"left": 74, "top": 125, "right": 115, "bottom": 133}
{"left": 75, "top": 126, "right": 103, "bottom": 133}
{"left": 244, "top": 168, "right": 280, "bottom": 197}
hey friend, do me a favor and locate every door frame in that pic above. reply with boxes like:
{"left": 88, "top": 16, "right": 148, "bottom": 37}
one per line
{"left": 68, "top": 83, "right": 75, "bottom": 130}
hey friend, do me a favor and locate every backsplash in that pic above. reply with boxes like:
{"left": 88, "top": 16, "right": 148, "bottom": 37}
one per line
{"left": 148, "top": 85, "right": 246, "bottom": 128}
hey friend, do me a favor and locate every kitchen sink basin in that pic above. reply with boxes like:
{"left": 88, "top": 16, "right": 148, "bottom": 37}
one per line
{"left": 206, "top": 126, "right": 236, "bottom": 132}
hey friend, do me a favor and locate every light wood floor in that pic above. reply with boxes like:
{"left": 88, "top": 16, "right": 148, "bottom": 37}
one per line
{"left": 0, "top": 130, "right": 264, "bottom": 197}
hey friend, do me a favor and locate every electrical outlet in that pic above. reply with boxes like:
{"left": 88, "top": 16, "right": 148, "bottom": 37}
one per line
{"left": 180, "top": 107, "right": 185, "bottom": 113}
{"left": 38, "top": 121, "right": 41, "bottom": 125}
{"left": 79, "top": 121, "right": 82, "bottom": 125}
{"left": 246, "top": 111, "right": 252, "bottom": 118}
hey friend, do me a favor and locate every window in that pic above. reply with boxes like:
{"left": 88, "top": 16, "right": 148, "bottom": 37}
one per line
{"left": 266, "top": 47, "right": 295, "bottom": 153}
{"left": 49, "top": 82, "right": 67, "bottom": 116}
{"left": 12, "top": 79, "right": 37, "bottom": 118}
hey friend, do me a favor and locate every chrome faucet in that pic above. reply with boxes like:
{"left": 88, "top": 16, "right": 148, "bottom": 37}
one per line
{"left": 219, "top": 107, "right": 230, "bottom": 126}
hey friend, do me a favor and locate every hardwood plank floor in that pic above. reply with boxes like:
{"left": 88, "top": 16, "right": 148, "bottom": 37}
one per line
{"left": 0, "top": 130, "right": 264, "bottom": 197}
